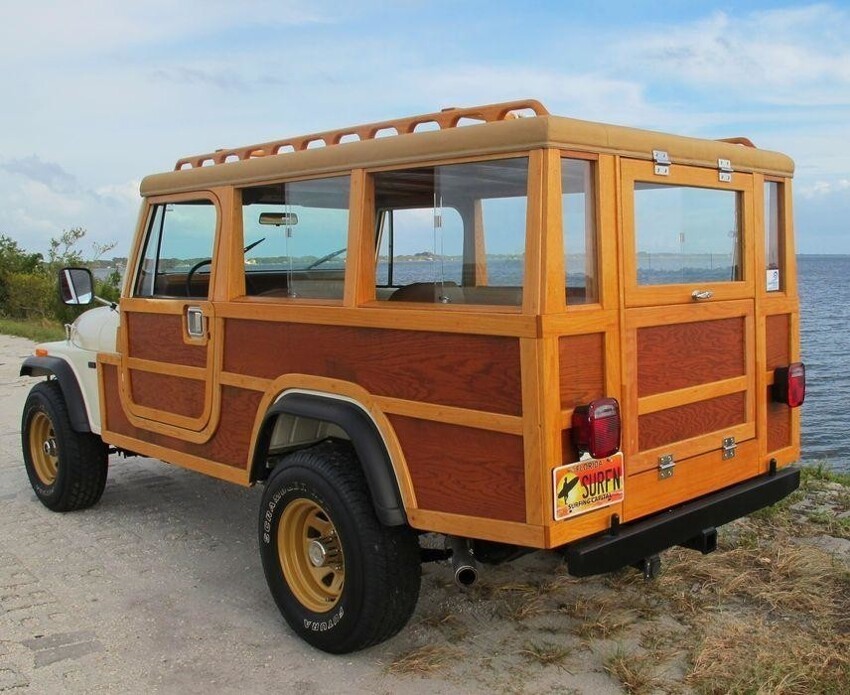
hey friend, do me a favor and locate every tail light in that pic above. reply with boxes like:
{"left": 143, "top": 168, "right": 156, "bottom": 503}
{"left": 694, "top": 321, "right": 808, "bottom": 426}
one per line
{"left": 571, "top": 397, "right": 621, "bottom": 459}
{"left": 773, "top": 362, "right": 805, "bottom": 408}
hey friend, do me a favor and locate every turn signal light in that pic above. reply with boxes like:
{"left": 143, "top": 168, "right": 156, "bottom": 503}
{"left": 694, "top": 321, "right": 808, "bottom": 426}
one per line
{"left": 773, "top": 362, "right": 805, "bottom": 408}
{"left": 571, "top": 397, "right": 621, "bottom": 459}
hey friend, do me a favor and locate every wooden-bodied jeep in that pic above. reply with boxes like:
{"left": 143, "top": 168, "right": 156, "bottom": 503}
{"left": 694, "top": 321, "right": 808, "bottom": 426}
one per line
{"left": 20, "top": 100, "right": 803, "bottom": 653}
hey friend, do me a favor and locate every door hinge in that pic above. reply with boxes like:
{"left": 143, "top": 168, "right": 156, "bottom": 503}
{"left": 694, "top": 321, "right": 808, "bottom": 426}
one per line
{"left": 658, "top": 454, "right": 675, "bottom": 480}
{"left": 722, "top": 436, "right": 737, "bottom": 460}
{"left": 652, "top": 150, "right": 670, "bottom": 176}
{"left": 718, "top": 158, "right": 733, "bottom": 183}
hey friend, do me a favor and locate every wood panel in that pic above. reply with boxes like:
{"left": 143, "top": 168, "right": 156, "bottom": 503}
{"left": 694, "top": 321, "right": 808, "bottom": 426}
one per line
{"left": 130, "top": 371, "right": 206, "bottom": 419}
{"left": 559, "top": 333, "right": 605, "bottom": 408}
{"left": 126, "top": 313, "right": 207, "bottom": 367}
{"left": 624, "top": 440, "right": 759, "bottom": 521}
{"left": 766, "top": 387, "right": 791, "bottom": 453}
{"left": 388, "top": 415, "right": 526, "bottom": 522}
{"left": 103, "top": 364, "right": 259, "bottom": 469}
{"left": 222, "top": 320, "right": 522, "bottom": 415}
{"left": 638, "top": 391, "right": 746, "bottom": 452}
{"left": 765, "top": 313, "right": 790, "bottom": 370}
{"left": 637, "top": 318, "right": 745, "bottom": 397}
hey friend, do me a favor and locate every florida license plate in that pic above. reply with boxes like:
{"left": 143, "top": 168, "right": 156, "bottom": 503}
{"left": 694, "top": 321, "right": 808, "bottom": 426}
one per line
{"left": 553, "top": 453, "right": 624, "bottom": 521}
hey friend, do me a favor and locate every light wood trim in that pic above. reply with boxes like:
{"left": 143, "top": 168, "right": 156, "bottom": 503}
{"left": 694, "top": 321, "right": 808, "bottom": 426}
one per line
{"left": 120, "top": 297, "right": 189, "bottom": 314}
{"left": 470, "top": 199, "right": 488, "bottom": 285}
{"left": 372, "top": 396, "right": 523, "bottom": 434}
{"left": 365, "top": 149, "right": 534, "bottom": 174}
{"left": 629, "top": 421, "right": 755, "bottom": 474}
{"left": 625, "top": 298, "right": 752, "bottom": 328}
{"left": 621, "top": 159, "right": 756, "bottom": 307}
{"left": 216, "top": 300, "right": 538, "bottom": 337}
{"left": 243, "top": 374, "right": 417, "bottom": 510}
{"left": 637, "top": 376, "right": 748, "bottom": 415}
{"left": 547, "top": 501, "right": 624, "bottom": 547}
{"left": 222, "top": 186, "right": 247, "bottom": 300}
{"left": 126, "top": 357, "right": 207, "bottom": 380}
{"left": 782, "top": 178, "right": 798, "bottom": 298}
{"left": 103, "top": 430, "right": 250, "bottom": 486}
{"left": 219, "top": 371, "right": 270, "bottom": 391}
{"left": 597, "top": 154, "right": 619, "bottom": 311}
{"left": 345, "top": 169, "right": 375, "bottom": 306}
{"left": 540, "top": 309, "right": 618, "bottom": 337}
{"left": 522, "top": 149, "right": 545, "bottom": 315}
{"left": 407, "top": 508, "right": 546, "bottom": 548}
{"left": 540, "top": 148, "right": 566, "bottom": 313}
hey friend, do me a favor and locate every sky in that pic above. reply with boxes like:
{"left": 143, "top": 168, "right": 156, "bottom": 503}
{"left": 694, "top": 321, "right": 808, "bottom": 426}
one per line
{"left": 1, "top": 0, "right": 849, "bottom": 257}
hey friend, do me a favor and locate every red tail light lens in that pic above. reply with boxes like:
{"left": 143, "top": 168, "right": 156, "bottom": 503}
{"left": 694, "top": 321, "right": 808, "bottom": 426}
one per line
{"left": 773, "top": 362, "right": 805, "bottom": 408}
{"left": 571, "top": 397, "right": 621, "bottom": 459}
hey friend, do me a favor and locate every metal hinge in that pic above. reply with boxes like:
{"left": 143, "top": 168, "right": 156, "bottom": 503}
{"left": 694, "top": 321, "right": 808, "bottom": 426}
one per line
{"left": 652, "top": 150, "right": 670, "bottom": 176}
{"left": 722, "top": 436, "right": 737, "bottom": 460}
{"left": 718, "top": 158, "right": 733, "bottom": 183}
{"left": 658, "top": 454, "right": 675, "bottom": 480}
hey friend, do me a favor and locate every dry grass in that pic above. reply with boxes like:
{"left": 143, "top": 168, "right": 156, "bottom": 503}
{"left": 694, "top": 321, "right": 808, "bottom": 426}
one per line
{"left": 561, "top": 596, "right": 638, "bottom": 640}
{"left": 687, "top": 615, "right": 850, "bottom": 694}
{"left": 604, "top": 644, "right": 665, "bottom": 695}
{"left": 519, "top": 641, "right": 572, "bottom": 667}
{"left": 385, "top": 644, "right": 457, "bottom": 676}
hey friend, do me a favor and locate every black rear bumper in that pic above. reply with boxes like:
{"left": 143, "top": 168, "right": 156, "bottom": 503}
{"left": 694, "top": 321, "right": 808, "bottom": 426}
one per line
{"left": 563, "top": 466, "right": 800, "bottom": 577}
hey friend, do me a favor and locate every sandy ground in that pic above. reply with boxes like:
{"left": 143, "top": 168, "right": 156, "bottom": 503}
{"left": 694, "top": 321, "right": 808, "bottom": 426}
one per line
{"left": 2, "top": 333, "right": 848, "bottom": 694}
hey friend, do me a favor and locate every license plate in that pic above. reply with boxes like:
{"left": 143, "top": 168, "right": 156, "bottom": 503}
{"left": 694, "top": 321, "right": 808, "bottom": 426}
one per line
{"left": 553, "top": 452, "right": 624, "bottom": 521}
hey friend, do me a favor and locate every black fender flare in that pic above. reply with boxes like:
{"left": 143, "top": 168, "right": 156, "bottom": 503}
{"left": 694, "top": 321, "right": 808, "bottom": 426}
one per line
{"left": 20, "top": 356, "right": 92, "bottom": 433}
{"left": 252, "top": 392, "right": 407, "bottom": 527}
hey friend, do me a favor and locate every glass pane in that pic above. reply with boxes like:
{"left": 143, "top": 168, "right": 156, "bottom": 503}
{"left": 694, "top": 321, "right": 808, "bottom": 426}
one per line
{"left": 373, "top": 158, "right": 528, "bottom": 306}
{"left": 241, "top": 176, "right": 350, "bottom": 299}
{"left": 765, "top": 181, "right": 783, "bottom": 292}
{"left": 561, "top": 158, "right": 597, "bottom": 304}
{"left": 634, "top": 183, "right": 741, "bottom": 286}
{"left": 134, "top": 200, "right": 217, "bottom": 298}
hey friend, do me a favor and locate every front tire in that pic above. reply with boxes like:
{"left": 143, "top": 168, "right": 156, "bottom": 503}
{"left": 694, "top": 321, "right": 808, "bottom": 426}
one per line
{"left": 21, "top": 380, "right": 108, "bottom": 511}
{"left": 259, "top": 441, "right": 420, "bottom": 653}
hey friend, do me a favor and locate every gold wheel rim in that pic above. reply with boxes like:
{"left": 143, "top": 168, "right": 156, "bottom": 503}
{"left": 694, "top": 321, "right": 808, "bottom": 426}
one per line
{"left": 278, "top": 498, "right": 345, "bottom": 613}
{"left": 29, "top": 411, "right": 59, "bottom": 486}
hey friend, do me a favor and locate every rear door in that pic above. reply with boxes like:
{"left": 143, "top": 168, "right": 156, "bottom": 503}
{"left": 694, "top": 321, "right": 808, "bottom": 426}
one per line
{"left": 619, "top": 160, "right": 759, "bottom": 520}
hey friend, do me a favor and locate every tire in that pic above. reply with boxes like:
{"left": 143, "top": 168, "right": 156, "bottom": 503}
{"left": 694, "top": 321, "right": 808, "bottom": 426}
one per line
{"left": 21, "top": 380, "right": 108, "bottom": 511}
{"left": 259, "top": 441, "right": 420, "bottom": 653}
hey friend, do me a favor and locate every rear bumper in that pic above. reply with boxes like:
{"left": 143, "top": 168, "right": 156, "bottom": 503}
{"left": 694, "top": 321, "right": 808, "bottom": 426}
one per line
{"left": 563, "top": 466, "right": 800, "bottom": 577}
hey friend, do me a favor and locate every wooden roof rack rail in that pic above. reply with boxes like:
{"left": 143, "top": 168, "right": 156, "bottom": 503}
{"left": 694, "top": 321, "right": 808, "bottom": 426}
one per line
{"left": 717, "top": 136, "right": 757, "bottom": 148}
{"left": 174, "top": 99, "right": 550, "bottom": 170}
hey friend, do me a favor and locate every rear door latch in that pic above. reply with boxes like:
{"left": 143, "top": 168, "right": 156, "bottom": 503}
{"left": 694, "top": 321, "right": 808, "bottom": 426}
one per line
{"left": 658, "top": 454, "right": 675, "bottom": 480}
{"left": 722, "top": 436, "right": 737, "bottom": 460}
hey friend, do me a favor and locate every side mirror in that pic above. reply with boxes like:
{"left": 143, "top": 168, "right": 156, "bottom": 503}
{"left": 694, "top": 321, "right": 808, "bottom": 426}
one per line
{"left": 59, "top": 267, "right": 94, "bottom": 305}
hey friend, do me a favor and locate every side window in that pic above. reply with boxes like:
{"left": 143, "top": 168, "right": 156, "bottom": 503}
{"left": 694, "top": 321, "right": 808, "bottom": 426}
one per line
{"left": 561, "top": 158, "right": 598, "bottom": 304}
{"left": 373, "top": 158, "right": 529, "bottom": 306}
{"left": 241, "top": 175, "right": 350, "bottom": 300}
{"left": 134, "top": 200, "right": 217, "bottom": 298}
{"left": 634, "top": 183, "right": 741, "bottom": 285}
{"left": 765, "top": 181, "right": 784, "bottom": 292}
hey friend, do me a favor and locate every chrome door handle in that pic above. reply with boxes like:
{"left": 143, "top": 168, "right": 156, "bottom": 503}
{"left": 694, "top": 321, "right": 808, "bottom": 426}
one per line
{"left": 691, "top": 289, "right": 713, "bottom": 301}
{"left": 186, "top": 306, "right": 206, "bottom": 337}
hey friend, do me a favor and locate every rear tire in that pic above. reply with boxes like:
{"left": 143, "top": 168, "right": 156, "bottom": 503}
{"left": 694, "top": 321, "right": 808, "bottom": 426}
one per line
{"left": 259, "top": 441, "right": 420, "bottom": 653}
{"left": 21, "top": 380, "right": 108, "bottom": 511}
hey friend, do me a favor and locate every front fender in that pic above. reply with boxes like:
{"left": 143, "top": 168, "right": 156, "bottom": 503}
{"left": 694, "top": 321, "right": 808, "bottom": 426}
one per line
{"left": 20, "top": 356, "right": 91, "bottom": 433}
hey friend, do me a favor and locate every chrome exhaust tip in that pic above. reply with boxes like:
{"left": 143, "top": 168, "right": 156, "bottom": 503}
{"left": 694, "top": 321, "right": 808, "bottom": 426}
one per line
{"left": 448, "top": 536, "right": 480, "bottom": 588}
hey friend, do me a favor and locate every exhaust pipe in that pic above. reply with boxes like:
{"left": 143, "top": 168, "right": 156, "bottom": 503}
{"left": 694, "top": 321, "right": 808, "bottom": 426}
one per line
{"left": 448, "top": 536, "right": 479, "bottom": 588}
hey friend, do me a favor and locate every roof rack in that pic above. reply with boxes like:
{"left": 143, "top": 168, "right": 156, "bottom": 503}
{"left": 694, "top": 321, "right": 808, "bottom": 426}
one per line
{"left": 174, "top": 99, "right": 549, "bottom": 170}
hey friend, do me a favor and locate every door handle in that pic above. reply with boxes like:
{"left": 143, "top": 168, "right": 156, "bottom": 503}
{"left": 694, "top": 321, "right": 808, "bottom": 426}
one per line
{"left": 186, "top": 306, "right": 206, "bottom": 338}
{"left": 691, "top": 289, "right": 713, "bottom": 301}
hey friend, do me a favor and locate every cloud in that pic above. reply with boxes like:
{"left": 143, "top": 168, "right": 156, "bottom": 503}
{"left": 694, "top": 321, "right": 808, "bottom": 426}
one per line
{"left": 1, "top": 156, "right": 79, "bottom": 195}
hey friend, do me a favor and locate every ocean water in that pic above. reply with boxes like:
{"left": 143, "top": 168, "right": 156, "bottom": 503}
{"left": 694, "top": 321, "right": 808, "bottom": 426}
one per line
{"left": 799, "top": 256, "right": 850, "bottom": 472}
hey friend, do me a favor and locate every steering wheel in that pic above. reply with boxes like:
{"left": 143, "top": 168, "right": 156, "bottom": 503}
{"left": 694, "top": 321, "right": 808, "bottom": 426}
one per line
{"left": 185, "top": 259, "right": 212, "bottom": 297}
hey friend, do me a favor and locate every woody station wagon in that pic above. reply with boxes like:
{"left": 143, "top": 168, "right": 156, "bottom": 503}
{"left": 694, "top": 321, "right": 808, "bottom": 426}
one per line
{"left": 19, "top": 100, "right": 804, "bottom": 653}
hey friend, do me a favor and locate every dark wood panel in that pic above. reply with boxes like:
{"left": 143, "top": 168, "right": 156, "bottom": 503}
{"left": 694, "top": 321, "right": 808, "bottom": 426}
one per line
{"left": 103, "top": 364, "right": 259, "bottom": 469}
{"left": 223, "top": 320, "right": 522, "bottom": 415}
{"left": 638, "top": 392, "right": 746, "bottom": 451}
{"left": 638, "top": 318, "right": 745, "bottom": 397}
{"left": 559, "top": 333, "right": 605, "bottom": 408}
{"left": 766, "top": 387, "right": 791, "bottom": 453}
{"left": 130, "top": 370, "right": 205, "bottom": 418}
{"left": 126, "top": 313, "right": 207, "bottom": 368}
{"left": 765, "top": 314, "right": 790, "bottom": 371}
{"left": 389, "top": 415, "right": 526, "bottom": 522}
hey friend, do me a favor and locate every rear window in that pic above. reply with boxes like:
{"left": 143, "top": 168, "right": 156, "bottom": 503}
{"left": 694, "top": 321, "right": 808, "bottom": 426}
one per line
{"left": 634, "top": 183, "right": 742, "bottom": 285}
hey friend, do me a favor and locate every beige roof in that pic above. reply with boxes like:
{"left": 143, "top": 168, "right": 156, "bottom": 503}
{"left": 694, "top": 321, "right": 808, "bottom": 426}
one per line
{"left": 140, "top": 102, "right": 794, "bottom": 197}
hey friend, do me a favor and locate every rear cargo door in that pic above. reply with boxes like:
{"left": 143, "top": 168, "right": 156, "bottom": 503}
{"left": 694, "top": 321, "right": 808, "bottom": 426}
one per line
{"left": 620, "top": 159, "right": 758, "bottom": 521}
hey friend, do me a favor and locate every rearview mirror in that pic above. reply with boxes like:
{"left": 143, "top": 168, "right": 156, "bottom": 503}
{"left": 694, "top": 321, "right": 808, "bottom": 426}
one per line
{"left": 59, "top": 267, "right": 94, "bottom": 305}
{"left": 259, "top": 212, "right": 298, "bottom": 227}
